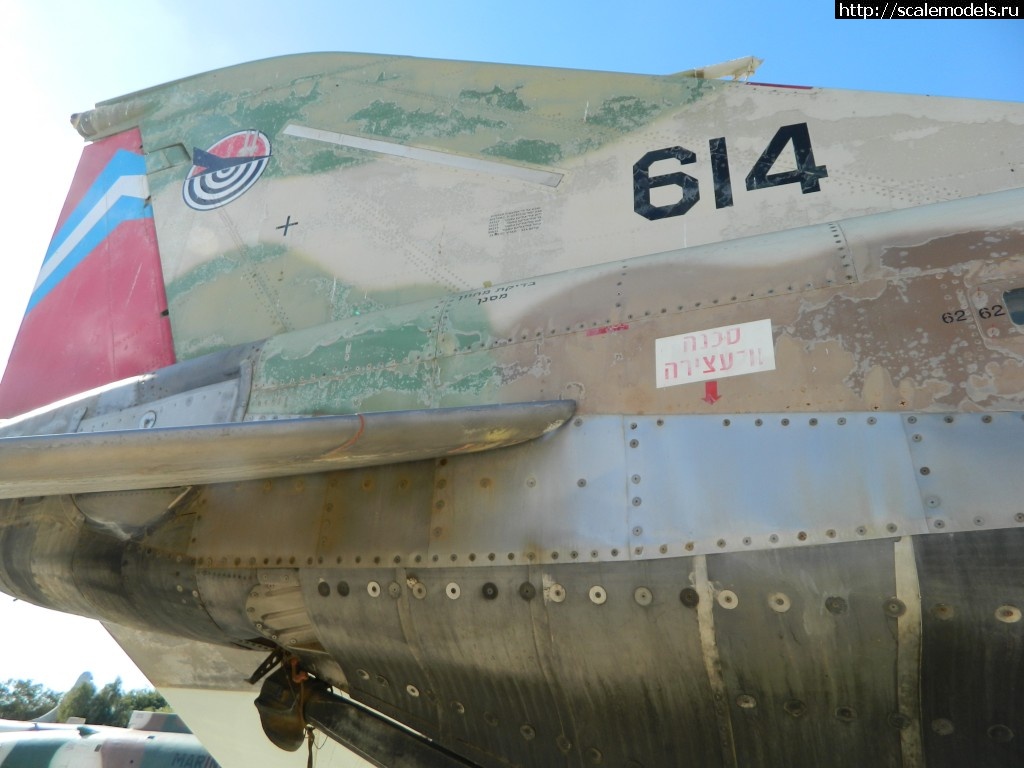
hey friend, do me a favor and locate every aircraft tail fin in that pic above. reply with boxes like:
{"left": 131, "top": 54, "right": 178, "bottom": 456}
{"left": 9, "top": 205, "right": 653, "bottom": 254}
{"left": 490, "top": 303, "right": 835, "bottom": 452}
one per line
{"left": 0, "top": 129, "right": 175, "bottom": 419}
{"left": 32, "top": 672, "right": 93, "bottom": 723}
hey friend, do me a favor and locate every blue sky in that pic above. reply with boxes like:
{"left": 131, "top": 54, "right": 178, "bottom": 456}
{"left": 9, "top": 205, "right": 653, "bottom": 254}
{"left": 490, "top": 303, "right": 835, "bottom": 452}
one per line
{"left": 0, "top": 0, "right": 1020, "bottom": 693}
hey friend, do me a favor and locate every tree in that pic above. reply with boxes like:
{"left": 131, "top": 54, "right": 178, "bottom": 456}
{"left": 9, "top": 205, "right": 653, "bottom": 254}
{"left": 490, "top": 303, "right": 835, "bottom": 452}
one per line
{"left": 57, "top": 677, "right": 170, "bottom": 727}
{"left": 0, "top": 679, "right": 61, "bottom": 720}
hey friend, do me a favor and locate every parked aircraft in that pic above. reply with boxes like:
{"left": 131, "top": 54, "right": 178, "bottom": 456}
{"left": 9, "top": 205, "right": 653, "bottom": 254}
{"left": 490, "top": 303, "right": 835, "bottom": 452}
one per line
{"left": 0, "top": 52, "right": 1021, "bottom": 767}
{"left": 0, "top": 674, "right": 218, "bottom": 767}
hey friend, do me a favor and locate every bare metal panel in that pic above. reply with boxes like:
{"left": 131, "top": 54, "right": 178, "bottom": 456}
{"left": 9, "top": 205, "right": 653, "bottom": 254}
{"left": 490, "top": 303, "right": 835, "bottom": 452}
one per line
{"left": 707, "top": 541, "right": 904, "bottom": 767}
{"left": 0, "top": 401, "right": 574, "bottom": 498}
{"left": 904, "top": 412, "right": 1024, "bottom": 535}
{"left": 300, "top": 560, "right": 724, "bottom": 768}
{"left": 916, "top": 529, "right": 1024, "bottom": 768}
{"left": 77, "top": 380, "right": 241, "bottom": 431}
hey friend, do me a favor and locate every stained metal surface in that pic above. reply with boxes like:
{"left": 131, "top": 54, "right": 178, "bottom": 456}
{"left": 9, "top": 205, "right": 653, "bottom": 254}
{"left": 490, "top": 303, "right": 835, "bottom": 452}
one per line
{"left": 916, "top": 529, "right": 1024, "bottom": 768}
{"left": 0, "top": 401, "right": 574, "bottom": 498}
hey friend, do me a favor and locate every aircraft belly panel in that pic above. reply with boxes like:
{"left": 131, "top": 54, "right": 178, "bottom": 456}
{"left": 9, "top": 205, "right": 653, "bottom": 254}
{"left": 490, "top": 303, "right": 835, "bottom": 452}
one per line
{"left": 706, "top": 542, "right": 904, "bottom": 767}
{"left": 300, "top": 561, "right": 723, "bottom": 768}
{"left": 916, "top": 530, "right": 1024, "bottom": 768}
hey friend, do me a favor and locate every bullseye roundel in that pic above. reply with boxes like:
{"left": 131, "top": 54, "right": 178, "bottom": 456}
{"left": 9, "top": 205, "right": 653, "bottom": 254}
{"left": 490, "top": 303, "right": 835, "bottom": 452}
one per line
{"left": 182, "top": 130, "right": 271, "bottom": 211}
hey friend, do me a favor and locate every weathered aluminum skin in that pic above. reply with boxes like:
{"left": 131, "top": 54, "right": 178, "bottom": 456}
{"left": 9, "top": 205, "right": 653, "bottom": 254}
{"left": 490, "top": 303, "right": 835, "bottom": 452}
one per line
{"left": 0, "top": 53, "right": 1023, "bottom": 768}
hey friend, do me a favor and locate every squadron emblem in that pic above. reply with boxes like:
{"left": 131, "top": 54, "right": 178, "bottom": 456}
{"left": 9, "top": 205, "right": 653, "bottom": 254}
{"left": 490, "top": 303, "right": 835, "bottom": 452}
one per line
{"left": 183, "top": 129, "right": 271, "bottom": 211}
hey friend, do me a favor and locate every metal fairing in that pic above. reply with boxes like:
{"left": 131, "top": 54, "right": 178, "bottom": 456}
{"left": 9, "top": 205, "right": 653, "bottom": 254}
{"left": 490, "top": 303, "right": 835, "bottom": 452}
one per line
{"left": 0, "top": 52, "right": 1023, "bottom": 768}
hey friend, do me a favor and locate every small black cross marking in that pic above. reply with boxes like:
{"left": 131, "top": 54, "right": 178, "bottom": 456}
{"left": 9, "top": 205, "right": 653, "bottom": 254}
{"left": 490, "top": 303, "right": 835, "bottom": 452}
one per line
{"left": 276, "top": 215, "right": 299, "bottom": 236}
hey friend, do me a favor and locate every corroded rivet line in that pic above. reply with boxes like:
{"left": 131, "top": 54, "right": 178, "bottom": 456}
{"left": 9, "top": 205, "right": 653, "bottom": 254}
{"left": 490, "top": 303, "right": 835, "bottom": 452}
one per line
{"left": 694, "top": 555, "right": 738, "bottom": 768}
{"left": 894, "top": 535, "right": 924, "bottom": 765}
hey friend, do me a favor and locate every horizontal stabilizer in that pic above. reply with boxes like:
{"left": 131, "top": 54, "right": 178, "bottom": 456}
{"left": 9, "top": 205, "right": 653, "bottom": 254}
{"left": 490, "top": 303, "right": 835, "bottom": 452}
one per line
{"left": 0, "top": 401, "right": 575, "bottom": 498}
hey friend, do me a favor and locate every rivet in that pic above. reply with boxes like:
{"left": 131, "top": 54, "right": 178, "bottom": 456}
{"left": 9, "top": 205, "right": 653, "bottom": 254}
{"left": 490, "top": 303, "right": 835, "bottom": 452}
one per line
{"left": 768, "top": 592, "right": 791, "bottom": 613}
{"left": 367, "top": 581, "right": 381, "bottom": 598}
{"left": 781, "top": 418, "right": 789, "bottom": 426}
{"left": 629, "top": 439, "right": 639, "bottom": 448}
{"left": 717, "top": 590, "right": 738, "bottom": 609}
{"left": 974, "top": 516, "right": 985, "bottom": 527}
{"left": 386, "top": 581, "right": 400, "bottom": 599}
{"left": 1016, "top": 513, "right": 1024, "bottom": 523}
{"left": 406, "top": 685, "right": 420, "bottom": 697}
{"left": 520, "top": 724, "right": 536, "bottom": 741}
{"left": 632, "top": 497, "right": 642, "bottom": 507}
{"left": 585, "top": 747, "right": 603, "bottom": 764}
{"left": 996, "top": 605, "right": 1021, "bottom": 623}
{"left": 632, "top": 526, "right": 643, "bottom": 536}
{"left": 519, "top": 582, "right": 536, "bottom": 600}
{"left": 589, "top": 586, "right": 607, "bottom": 605}
{"left": 549, "top": 584, "right": 566, "bottom": 603}
{"left": 634, "top": 587, "right": 653, "bottom": 606}
{"left": 797, "top": 531, "right": 808, "bottom": 541}
{"left": 988, "top": 724, "right": 1014, "bottom": 742}
{"left": 659, "top": 544, "right": 668, "bottom": 554}
{"left": 717, "top": 539, "right": 727, "bottom": 548}
{"left": 837, "top": 417, "right": 847, "bottom": 425}
{"left": 769, "top": 534, "right": 779, "bottom": 544}
{"left": 577, "top": 478, "right": 587, "bottom": 487}
{"left": 886, "top": 523, "right": 898, "bottom": 533}
{"left": 451, "top": 701, "right": 465, "bottom": 715}
{"left": 482, "top": 582, "right": 499, "bottom": 600}
{"left": 835, "top": 706, "right": 857, "bottom": 722}
{"left": 736, "top": 694, "right": 757, "bottom": 709}
{"left": 933, "top": 519, "right": 946, "bottom": 529}
{"left": 826, "top": 529, "right": 837, "bottom": 538}
{"left": 631, "top": 474, "right": 641, "bottom": 484}
{"left": 412, "top": 582, "right": 427, "bottom": 600}
{"left": 920, "top": 466, "right": 931, "bottom": 475}
{"left": 680, "top": 587, "right": 700, "bottom": 607}
{"left": 982, "top": 415, "right": 993, "bottom": 424}
{"left": 809, "top": 418, "right": 818, "bottom": 426}
{"left": 685, "top": 542, "right": 694, "bottom": 551}
{"left": 907, "top": 416, "right": 917, "bottom": 424}
{"left": 446, "top": 583, "right": 461, "bottom": 600}
{"left": 856, "top": 525, "right": 867, "bottom": 535}
{"left": 556, "top": 735, "right": 572, "bottom": 753}
{"left": 825, "top": 596, "right": 848, "bottom": 615}
{"left": 913, "top": 434, "right": 923, "bottom": 442}
{"left": 783, "top": 699, "right": 806, "bottom": 718}
{"left": 932, "top": 718, "right": 954, "bottom": 736}
{"left": 754, "top": 419, "right": 763, "bottom": 427}
{"left": 883, "top": 597, "right": 906, "bottom": 618}
{"left": 742, "top": 537, "right": 752, "bottom": 546}
{"left": 867, "top": 416, "right": 877, "bottom": 425}
{"left": 944, "top": 415, "right": 954, "bottom": 423}
{"left": 356, "top": 669, "right": 370, "bottom": 681}
{"left": 888, "top": 712, "right": 911, "bottom": 730}
{"left": 317, "top": 581, "right": 330, "bottom": 597}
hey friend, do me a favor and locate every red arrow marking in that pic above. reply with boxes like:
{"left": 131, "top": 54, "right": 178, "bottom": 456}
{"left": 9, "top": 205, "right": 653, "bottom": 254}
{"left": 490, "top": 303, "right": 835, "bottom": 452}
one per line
{"left": 702, "top": 381, "right": 721, "bottom": 405}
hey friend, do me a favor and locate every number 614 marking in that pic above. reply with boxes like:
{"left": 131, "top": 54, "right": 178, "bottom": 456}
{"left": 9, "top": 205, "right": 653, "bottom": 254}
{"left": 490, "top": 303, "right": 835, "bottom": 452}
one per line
{"left": 633, "top": 123, "right": 828, "bottom": 220}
